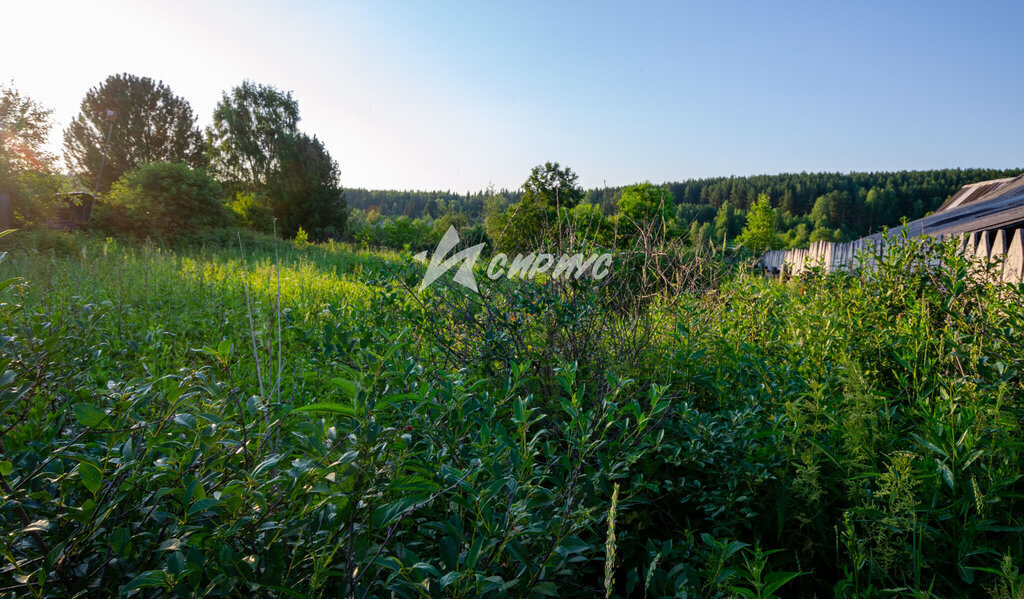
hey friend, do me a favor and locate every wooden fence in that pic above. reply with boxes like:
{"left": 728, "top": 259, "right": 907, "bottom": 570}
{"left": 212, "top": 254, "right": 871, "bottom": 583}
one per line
{"left": 759, "top": 228, "right": 1024, "bottom": 283}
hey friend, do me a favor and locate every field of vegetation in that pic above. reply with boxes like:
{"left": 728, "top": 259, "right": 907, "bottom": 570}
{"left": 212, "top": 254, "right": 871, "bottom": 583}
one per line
{"left": 2, "top": 228, "right": 1022, "bottom": 598}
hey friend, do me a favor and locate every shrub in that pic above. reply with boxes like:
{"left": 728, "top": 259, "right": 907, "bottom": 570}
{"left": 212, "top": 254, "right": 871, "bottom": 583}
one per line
{"left": 99, "top": 161, "right": 228, "bottom": 241}
{"left": 228, "top": 191, "right": 274, "bottom": 233}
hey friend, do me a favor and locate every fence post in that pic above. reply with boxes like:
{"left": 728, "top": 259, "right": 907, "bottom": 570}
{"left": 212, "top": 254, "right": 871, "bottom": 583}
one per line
{"left": 0, "top": 192, "right": 10, "bottom": 231}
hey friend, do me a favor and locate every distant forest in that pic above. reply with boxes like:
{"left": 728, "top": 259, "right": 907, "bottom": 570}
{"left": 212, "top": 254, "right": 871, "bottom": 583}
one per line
{"left": 347, "top": 168, "right": 1022, "bottom": 249}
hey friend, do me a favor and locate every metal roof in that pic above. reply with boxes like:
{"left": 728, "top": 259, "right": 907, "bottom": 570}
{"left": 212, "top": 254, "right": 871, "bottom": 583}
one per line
{"left": 864, "top": 173, "right": 1024, "bottom": 242}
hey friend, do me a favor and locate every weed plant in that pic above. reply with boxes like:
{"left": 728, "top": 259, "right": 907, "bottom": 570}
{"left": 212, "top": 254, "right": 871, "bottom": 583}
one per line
{"left": 0, "top": 229, "right": 1021, "bottom": 597}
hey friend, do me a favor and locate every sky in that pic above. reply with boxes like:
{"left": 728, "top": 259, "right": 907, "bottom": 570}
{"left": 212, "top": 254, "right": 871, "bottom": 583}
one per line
{"left": 4, "top": 0, "right": 1023, "bottom": 191}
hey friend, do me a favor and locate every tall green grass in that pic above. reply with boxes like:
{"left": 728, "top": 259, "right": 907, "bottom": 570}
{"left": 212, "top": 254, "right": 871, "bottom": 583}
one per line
{"left": 0, "top": 229, "right": 1021, "bottom": 597}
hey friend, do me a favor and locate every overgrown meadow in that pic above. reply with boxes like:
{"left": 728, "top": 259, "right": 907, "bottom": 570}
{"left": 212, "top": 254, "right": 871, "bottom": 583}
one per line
{"left": 1, "top": 230, "right": 1022, "bottom": 598}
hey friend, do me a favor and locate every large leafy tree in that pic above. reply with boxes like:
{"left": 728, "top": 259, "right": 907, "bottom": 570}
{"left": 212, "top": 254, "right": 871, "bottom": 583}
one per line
{"left": 1, "top": 83, "right": 68, "bottom": 225}
{"left": 617, "top": 183, "right": 673, "bottom": 223}
{"left": 1, "top": 82, "right": 55, "bottom": 174}
{"left": 269, "top": 133, "right": 347, "bottom": 239}
{"left": 487, "top": 162, "right": 583, "bottom": 252}
{"left": 207, "top": 81, "right": 299, "bottom": 191}
{"left": 63, "top": 74, "right": 205, "bottom": 192}
{"left": 521, "top": 161, "right": 583, "bottom": 209}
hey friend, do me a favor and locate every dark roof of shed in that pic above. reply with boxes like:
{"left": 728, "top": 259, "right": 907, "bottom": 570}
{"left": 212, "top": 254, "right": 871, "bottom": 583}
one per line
{"left": 865, "top": 173, "right": 1024, "bottom": 242}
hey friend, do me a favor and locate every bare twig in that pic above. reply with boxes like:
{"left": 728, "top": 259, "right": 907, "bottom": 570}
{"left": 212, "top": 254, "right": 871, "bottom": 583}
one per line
{"left": 237, "top": 232, "right": 267, "bottom": 411}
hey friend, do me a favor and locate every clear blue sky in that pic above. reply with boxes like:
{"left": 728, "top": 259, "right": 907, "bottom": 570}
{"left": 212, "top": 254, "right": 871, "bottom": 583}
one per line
{"left": 6, "top": 0, "right": 1023, "bottom": 191}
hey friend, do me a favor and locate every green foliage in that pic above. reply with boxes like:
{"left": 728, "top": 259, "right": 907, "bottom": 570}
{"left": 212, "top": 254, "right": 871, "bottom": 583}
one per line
{"left": 711, "top": 200, "right": 742, "bottom": 245}
{"left": 204, "top": 83, "right": 345, "bottom": 240}
{"left": 486, "top": 162, "right": 584, "bottom": 253}
{"left": 0, "top": 82, "right": 55, "bottom": 173}
{"left": 347, "top": 169, "right": 1023, "bottom": 251}
{"left": 98, "top": 162, "right": 228, "bottom": 241}
{"left": 206, "top": 80, "right": 299, "bottom": 191}
{"left": 0, "top": 232, "right": 1022, "bottom": 597}
{"left": 269, "top": 133, "right": 347, "bottom": 239}
{"left": 348, "top": 212, "right": 436, "bottom": 251}
{"left": 485, "top": 197, "right": 551, "bottom": 254}
{"left": 0, "top": 83, "right": 70, "bottom": 226}
{"left": 566, "top": 202, "right": 614, "bottom": 246}
{"left": 737, "top": 193, "right": 781, "bottom": 252}
{"left": 617, "top": 182, "right": 674, "bottom": 225}
{"left": 521, "top": 161, "right": 583, "bottom": 209}
{"left": 616, "top": 183, "right": 674, "bottom": 246}
{"left": 293, "top": 225, "right": 309, "bottom": 246}
{"left": 229, "top": 191, "right": 274, "bottom": 233}
{"left": 62, "top": 73, "right": 205, "bottom": 192}
{"left": 431, "top": 211, "right": 468, "bottom": 239}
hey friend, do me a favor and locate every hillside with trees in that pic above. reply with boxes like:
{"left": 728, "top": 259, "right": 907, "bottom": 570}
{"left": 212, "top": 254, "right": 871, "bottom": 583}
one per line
{"left": 345, "top": 168, "right": 1022, "bottom": 252}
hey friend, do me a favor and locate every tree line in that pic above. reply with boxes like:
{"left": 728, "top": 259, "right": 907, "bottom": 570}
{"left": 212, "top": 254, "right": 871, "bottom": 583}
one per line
{"left": 3, "top": 77, "right": 1019, "bottom": 249}
{"left": 345, "top": 167, "right": 1021, "bottom": 252}
{"left": 2, "top": 75, "right": 345, "bottom": 241}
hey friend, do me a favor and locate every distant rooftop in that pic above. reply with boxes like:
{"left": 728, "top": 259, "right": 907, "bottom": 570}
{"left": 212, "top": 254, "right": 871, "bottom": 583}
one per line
{"left": 865, "top": 173, "right": 1024, "bottom": 242}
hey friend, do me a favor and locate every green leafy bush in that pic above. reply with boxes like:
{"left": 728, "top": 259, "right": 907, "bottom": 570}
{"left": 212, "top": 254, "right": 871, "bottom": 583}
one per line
{"left": 0, "top": 232, "right": 1021, "bottom": 597}
{"left": 96, "top": 162, "right": 229, "bottom": 242}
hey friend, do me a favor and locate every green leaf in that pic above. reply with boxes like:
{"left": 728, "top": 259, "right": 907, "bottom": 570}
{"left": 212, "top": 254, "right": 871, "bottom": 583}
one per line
{"left": 328, "top": 378, "right": 358, "bottom": 399}
{"left": 158, "top": 538, "right": 184, "bottom": 552}
{"left": 292, "top": 402, "right": 356, "bottom": 418}
{"left": 464, "top": 536, "right": 483, "bottom": 570}
{"left": 532, "top": 581, "right": 558, "bottom": 596}
{"left": 554, "top": 535, "right": 591, "bottom": 557}
{"left": 173, "top": 413, "right": 197, "bottom": 428}
{"left": 79, "top": 462, "right": 102, "bottom": 494}
{"left": 513, "top": 398, "right": 525, "bottom": 422}
{"left": 25, "top": 519, "right": 49, "bottom": 533}
{"left": 252, "top": 455, "right": 284, "bottom": 477}
{"left": 73, "top": 403, "right": 108, "bottom": 428}
{"left": 364, "top": 555, "right": 403, "bottom": 572}
{"left": 252, "top": 584, "right": 306, "bottom": 598}
{"left": 763, "top": 570, "right": 802, "bottom": 595}
{"left": 110, "top": 527, "right": 131, "bottom": 558}
{"left": 388, "top": 475, "right": 440, "bottom": 494}
{"left": 217, "top": 338, "right": 232, "bottom": 359}
{"left": 439, "top": 571, "right": 462, "bottom": 588}
{"left": 937, "top": 462, "right": 955, "bottom": 492}
{"left": 183, "top": 477, "right": 206, "bottom": 507}
{"left": 122, "top": 570, "right": 170, "bottom": 592}
{"left": 439, "top": 536, "right": 458, "bottom": 571}
{"left": 371, "top": 496, "right": 420, "bottom": 529}
{"left": 374, "top": 392, "right": 420, "bottom": 411}
{"left": 187, "top": 498, "right": 220, "bottom": 516}
{"left": 0, "top": 461, "right": 12, "bottom": 476}
{"left": 725, "top": 586, "right": 757, "bottom": 599}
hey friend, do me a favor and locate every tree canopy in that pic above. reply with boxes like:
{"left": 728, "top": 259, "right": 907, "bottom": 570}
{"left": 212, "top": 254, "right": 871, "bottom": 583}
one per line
{"left": 485, "top": 162, "right": 584, "bottom": 253}
{"left": 63, "top": 74, "right": 205, "bottom": 192}
{"left": 737, "top": 193, "right": 781, "bottom": 252}
{"left": 1, "top": 82, "right": 55, "bottom": 174}
{"left": 521, "top": 162, "right": 583, "bottom": 210}
{"left": 207, "top": 81, "right": 300, "bottom": 191}
{"left": 269, "top": 133, "right": 347, "bottom": 239}
{"left": 617, "top": 182, "right": 674, "bottom": 228}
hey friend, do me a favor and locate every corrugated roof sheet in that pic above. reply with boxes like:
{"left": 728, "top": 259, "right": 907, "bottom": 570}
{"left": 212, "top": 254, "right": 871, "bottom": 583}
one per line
{"left": 864, "top": 173, "right": 1024, "bottom": 242}
{"left": 936, "top": 177, "right": 1018, "bottom": 212}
